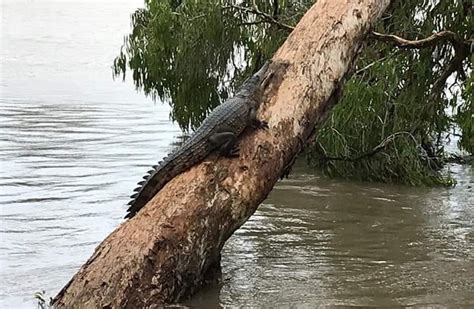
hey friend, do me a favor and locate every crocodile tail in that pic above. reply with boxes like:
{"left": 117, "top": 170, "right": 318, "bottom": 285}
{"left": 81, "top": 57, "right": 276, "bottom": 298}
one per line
{"left": 124, "top": 156, "right": 177, "bottom": 219}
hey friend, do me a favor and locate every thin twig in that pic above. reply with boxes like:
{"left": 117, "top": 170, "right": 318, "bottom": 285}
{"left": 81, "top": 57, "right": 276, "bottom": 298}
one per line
{"left": 223, "top": 4, "right": 294, "bottom": 32}
{"left": 272, "top": 0, "right": 279, "bottom": 18}
{"left": 323, "top": 131, "right": 419, "bottom": 162}
{"left": 354, "top": 50, "right": 399, "bottom": 76}
{"left": 237, "top": 21, "right": 267, "bottom": 27}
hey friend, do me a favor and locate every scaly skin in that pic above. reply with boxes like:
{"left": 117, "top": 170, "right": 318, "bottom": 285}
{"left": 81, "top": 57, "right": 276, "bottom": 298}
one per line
{"left": 125, "top": 63, "right": 269, "bottom": 219}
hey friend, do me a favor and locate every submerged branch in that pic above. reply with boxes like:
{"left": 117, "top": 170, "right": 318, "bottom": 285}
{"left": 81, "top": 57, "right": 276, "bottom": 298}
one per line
{"left": 445, "top": 154, "right": 472, "bottom": 165}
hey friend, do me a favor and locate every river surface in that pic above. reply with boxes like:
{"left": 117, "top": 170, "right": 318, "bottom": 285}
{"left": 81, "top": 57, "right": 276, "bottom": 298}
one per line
{"left": 1, "top": 1, "right": 473, "bottom": 308}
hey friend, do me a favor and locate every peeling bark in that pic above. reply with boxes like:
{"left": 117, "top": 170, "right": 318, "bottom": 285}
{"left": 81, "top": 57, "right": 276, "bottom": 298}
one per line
{"left": 52, "top": 0, "right": 391, "bottom": 307}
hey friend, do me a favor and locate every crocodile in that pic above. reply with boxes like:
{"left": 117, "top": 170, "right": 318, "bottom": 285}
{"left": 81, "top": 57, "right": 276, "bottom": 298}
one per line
{"left": 125, "top": 62, "right": 270, "bottom": 219}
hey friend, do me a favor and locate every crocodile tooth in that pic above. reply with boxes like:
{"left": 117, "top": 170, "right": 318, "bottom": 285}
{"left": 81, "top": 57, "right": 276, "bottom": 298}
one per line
{"left": 147, "top": 169, "right": 154, "bottom": 174}
{"left": 153, "top": 165, "right": 159, "bottom": 169}
{"left": 130, "top": 193, "right": 139, "bottom": 199}
{"left": 133, "top": 187, "right": 141, "bottom": 192}
{"left": 127, "top": 200, "right": 134, "bottom": 205}
{"left": 138, "top": 181, "right": 146, "bottom": 186}
{"left": 142, "top": 174, "right": 149, "bottom": 180}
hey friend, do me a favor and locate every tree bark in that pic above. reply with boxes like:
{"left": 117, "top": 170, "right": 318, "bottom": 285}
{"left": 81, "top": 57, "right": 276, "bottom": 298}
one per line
{"left": 52, "top": 0, "right": 391, "bottom": 307}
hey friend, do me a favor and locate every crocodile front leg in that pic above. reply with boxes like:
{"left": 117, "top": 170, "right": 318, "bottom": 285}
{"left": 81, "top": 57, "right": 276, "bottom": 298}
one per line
{"left": 209, "top": 132, "right": 239, "bottom": 157}
{"left": 249, "top": 105, "right": 268, "bottom": 129}
{"left": 250, "top": 118, "right": 268, "bottom": 129}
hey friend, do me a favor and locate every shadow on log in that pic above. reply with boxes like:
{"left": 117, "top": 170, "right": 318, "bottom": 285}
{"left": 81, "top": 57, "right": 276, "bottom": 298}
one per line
{"left": 52, "top": 0, "right": 391, "bottom": 307}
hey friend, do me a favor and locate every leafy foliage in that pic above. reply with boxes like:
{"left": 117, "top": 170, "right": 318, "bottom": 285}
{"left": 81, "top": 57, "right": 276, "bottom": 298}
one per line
{"left": 114, "top": 0, "right": 472, "bottom": 185}
{"left": 113, "top": 0, "right": 310, "bottom": 129}
{"left": 309, "top": 1, "right": 472, "bottom": 184}
{"left": 456, "top": 71, "right": 473, "bottom": 155}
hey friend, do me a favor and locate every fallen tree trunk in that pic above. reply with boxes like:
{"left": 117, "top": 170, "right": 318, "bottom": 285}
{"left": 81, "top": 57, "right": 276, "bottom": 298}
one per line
{"left": 53, "top": 0, "right": 391, "bottom": 307}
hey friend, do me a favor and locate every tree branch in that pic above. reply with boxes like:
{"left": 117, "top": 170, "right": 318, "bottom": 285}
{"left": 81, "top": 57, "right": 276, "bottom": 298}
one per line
{"left": 272, "top": 0, "right": 279, "bottom": 18}
{"left": 353, "top": 50, "right": 399, "bottom": 76}
{"left": 371, "top": 30, "right": 473, "bottom": 96}
{"left": 445, "top": 154, "right": 472, "bottom": 165}
{"left": 322, "top": 131, "right": 419, "bottom": 162}
{"left": 224, "top": 4, "right": 294, "bottom": 32}
{"left": 431, "top": 41, "right": 470, "bottom": 95}
{"left": 236, "top": 20, "right": 268, "bottom": 27}
{"left": 371, "top": 30, "right": 463, "bottom": 49}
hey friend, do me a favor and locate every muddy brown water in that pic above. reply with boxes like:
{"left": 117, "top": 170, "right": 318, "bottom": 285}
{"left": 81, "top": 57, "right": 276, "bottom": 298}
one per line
{"left": 1, "top": 1, "right": 473, "bottom": 308}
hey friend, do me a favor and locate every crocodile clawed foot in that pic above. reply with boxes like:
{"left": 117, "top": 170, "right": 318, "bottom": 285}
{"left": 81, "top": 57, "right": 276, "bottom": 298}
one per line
{"left": 227, "top": 146, "right": 240, "bottom": 158}
{"left": 259, "top": 120, "right": 269, "bottom": 129}
{"left": 251, "top": 119, "right": 268, "bottom": 130}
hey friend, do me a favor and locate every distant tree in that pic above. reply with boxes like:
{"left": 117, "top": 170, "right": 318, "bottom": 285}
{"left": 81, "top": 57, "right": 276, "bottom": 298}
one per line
{"left": 114, "top": 0, "right": 472, "bottom": 185}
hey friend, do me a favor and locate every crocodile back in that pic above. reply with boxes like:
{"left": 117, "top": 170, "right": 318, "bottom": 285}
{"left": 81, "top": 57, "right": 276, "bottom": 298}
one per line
{"left": 124, "top": 62, "right": 268, "bottom": 218}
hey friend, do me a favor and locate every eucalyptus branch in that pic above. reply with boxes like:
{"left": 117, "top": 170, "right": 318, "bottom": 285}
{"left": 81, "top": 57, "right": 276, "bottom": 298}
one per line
{"left": 371, "top": 30, "right": 473, "bottom": 96}
{"left": 431, "top": 42, "right": 470, "bottom": 94}
{"left": 354, "top": 50, "right": 399, "bottom": 76}
{"left": 188, "top": 13, "right": 206, "bottom": 21}
{"left": 272, "top": 0, "right": 279, "bottom": 18}
{"left": 445, "top": 154, "right": 472, "bottom": 165}
{"left": 371, "top": 30, "right": 463, "bottom": 49}
{"left": 237, "top": 20, "right": 267, "bottom": 27}
{"left": 323, "top": 131, "right": 419, "bottom": 162}
{"left": 224, "top": 4, "right": 294, "bottom": 32}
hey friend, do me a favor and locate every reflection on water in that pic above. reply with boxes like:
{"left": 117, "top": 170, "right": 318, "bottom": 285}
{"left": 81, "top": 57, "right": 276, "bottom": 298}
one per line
{"left": 1, "top": 1, "right": 473, "bottom": 308}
